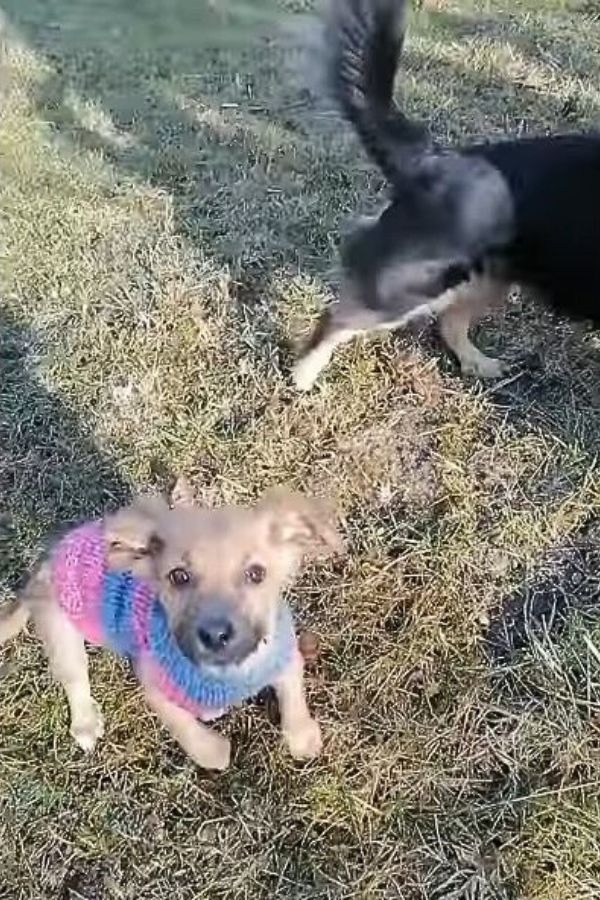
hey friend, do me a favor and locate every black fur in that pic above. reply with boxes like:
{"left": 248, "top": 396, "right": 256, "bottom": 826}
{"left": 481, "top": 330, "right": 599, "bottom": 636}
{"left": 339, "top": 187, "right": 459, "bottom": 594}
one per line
{"left": 330, "top": 0, "right": 600, "bottom": 325}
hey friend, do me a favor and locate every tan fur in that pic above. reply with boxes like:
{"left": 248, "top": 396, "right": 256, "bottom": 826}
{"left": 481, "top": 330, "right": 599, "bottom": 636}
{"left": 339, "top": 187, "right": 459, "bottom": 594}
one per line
{"left": 0, "top": 600, "right": 31, "bottom": 643}
{"left": 0, "top": 485, "right": 342, "bottom": 770}
{"left": 437, "top": 276, "right": 509, "bottom": 378}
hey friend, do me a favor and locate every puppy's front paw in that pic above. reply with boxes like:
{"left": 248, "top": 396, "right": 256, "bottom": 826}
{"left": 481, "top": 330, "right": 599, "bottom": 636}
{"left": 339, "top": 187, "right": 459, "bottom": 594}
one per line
{"left": 191, "top": 733, "right": 231, "bottom": 772}
{"left": 71, "top": 700, "right": 104, "bottom": 752}
{"left": 285, "top": 717, "right": 323, "bottom": 761}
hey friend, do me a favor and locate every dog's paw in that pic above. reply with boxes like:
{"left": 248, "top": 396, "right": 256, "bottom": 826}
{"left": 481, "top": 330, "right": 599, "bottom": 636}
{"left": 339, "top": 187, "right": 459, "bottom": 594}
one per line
{"left": 71, "top": 701, "right": 104, "bottom": 752}
{"left": 285, "top": 718, "right": 323, "bottom": 761}
{"left": 291, "top": 356, "right": 321, "bottom": 392}
{"left": 461, "top": 354, "right": 506, "bottom": 380}
{"left": 191, "top": 733, "right": 231, "bottom": 772}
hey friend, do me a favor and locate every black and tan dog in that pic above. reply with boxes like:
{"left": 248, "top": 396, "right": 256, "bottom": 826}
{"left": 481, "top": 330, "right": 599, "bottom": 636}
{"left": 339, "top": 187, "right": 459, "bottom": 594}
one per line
{"left": 293, "top": 0, "right": 600, "bottom": 391}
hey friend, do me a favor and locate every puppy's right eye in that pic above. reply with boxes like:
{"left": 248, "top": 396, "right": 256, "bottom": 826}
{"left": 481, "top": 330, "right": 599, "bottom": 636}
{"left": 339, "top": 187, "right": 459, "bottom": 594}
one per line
{"left": 168, "top": 567, "right": 191, "bottom": 587}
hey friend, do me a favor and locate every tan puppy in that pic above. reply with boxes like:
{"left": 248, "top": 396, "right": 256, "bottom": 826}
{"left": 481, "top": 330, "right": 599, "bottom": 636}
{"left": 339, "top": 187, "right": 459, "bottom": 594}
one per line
{"left": 0, "top": 486, "right": 341, "bottom": 770}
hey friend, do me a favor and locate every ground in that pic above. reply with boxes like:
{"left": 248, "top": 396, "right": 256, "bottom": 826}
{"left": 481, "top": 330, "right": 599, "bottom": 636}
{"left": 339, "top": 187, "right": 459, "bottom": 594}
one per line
{"left": 1, "top": 0, "right": 600, "bottom": 897}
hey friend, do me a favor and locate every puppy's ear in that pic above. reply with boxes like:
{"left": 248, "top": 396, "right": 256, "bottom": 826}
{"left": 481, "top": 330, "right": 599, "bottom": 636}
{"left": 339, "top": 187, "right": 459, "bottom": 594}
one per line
{"left": 105, "top": 496, "right": 167, "bottom": 570}
{"left": 258, "top": 487, "right": 344, "bottom": 558}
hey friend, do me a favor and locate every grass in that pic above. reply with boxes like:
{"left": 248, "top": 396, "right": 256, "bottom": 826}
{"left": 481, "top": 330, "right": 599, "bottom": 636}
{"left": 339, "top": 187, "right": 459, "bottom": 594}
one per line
{"left": 1, "top": 0, "right": 600, "bottom": 896}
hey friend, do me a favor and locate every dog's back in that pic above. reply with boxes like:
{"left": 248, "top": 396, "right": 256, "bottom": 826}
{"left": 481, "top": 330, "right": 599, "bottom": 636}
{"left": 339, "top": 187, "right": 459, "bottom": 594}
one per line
{"left": 470, "top": 135, "right": 600, "bottom": 321}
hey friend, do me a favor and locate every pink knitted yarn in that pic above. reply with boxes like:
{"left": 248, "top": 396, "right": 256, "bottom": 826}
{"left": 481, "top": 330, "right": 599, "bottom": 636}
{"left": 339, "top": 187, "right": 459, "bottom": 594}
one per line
{"left": 51, "top": 521, "right": 222, "bottom": 721}
{"left": 53, "top": 521, "right": 107, "bottom": 644}
{"left": 137, "top": 658, "right": 225, "bottom": 722}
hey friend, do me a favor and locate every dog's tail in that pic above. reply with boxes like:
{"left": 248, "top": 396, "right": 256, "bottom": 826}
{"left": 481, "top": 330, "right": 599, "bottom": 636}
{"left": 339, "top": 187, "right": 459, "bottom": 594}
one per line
{"left": 327, "top": 0, "right": 427, "bottom": 185}
{"left": 0, "top": 599, "right": 30, "bottom": 644}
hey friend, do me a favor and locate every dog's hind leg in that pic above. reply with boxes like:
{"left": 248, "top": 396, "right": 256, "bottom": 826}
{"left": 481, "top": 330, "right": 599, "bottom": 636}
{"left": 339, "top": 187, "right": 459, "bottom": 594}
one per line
{"left": 30, "top": 571, "right": 104, "bottom": 752}
{"left": 438, "top": 277, "right": 508, "bottom": 379}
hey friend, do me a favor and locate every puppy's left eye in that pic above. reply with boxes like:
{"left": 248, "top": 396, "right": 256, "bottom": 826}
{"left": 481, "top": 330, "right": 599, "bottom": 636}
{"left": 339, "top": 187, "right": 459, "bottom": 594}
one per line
{"left": 244, "top": 563, "right": 266, "bottom": 585}
{"left": 168, "top": 567, "right": 191, "bottom": 587}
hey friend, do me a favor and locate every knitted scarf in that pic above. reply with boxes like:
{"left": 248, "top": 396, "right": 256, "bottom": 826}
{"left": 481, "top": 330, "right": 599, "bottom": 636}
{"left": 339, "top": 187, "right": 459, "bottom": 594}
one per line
{"left": 51, "top": 522, "right": 296, "bottom": 721}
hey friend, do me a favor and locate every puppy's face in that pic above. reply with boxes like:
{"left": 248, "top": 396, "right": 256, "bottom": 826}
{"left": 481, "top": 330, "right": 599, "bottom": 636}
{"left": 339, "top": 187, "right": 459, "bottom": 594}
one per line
{"left": 105, "top": 489, "right": 341, "bottom": 669}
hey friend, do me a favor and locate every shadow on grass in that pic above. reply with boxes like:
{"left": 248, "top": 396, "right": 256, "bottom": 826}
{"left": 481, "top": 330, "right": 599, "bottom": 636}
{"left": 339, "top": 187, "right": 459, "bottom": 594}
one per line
{"left": 0, "top": 308, "right": 128, "bottom": 597}
{"left": 7, "top": 0, "right": 600, "bottom": 264}
{"left": 5, "top": 0, "right": 600, "bottom": 396}
{"left": 402, "top": 46, "right": 600, "bottom": 142}
{"left": 2, "top": 1, "right": 600, "bottom": 518}
{"left": 486, "top": 523, "right": 600, "bottom": 665}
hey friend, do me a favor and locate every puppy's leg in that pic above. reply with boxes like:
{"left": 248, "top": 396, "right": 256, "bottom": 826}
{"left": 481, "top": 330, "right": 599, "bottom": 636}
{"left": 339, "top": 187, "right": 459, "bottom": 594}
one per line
{"left": 34, "top": 601, "right": 104, "bottom": 752}
{"left": 143, "top": 681, "right": 231, "bottom": 771}
{"left": 0, "top": 599, "right": 30, "bottom": 643}
{"left": 438, "top": 278, "right": 508, "bottom": 379}
{"left": 274, "top": 651, "right": 322, "bottom": 760}
{"left": 292, "top": 307, "right": 362, "bottom": 392}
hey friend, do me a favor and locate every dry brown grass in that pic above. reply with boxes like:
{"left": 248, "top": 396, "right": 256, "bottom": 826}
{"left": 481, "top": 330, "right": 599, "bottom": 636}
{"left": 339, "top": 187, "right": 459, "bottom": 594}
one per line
{"left": 2, "top": 0, "right": 600, "bottom": 897}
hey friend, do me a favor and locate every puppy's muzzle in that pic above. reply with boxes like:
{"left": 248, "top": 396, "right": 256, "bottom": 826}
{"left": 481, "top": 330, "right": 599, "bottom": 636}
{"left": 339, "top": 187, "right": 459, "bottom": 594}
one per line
{"left": 176, "top": 601, "right": 261, "bottom": 667}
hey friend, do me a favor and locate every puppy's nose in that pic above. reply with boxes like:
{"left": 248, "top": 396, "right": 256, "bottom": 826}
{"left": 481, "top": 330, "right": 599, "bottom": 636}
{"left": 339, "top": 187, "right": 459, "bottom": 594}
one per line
{"left": 196, "top": 616, "right": 235, "bottom": 653}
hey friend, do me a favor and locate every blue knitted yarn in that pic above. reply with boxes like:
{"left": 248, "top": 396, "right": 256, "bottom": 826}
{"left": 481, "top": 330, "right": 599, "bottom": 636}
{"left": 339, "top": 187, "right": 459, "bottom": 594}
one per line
{"left": 101, "top": 569, "right": 141, "bottom": 658}
{"left": 148, "top": 602, "right": 296, "bottom": 709}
